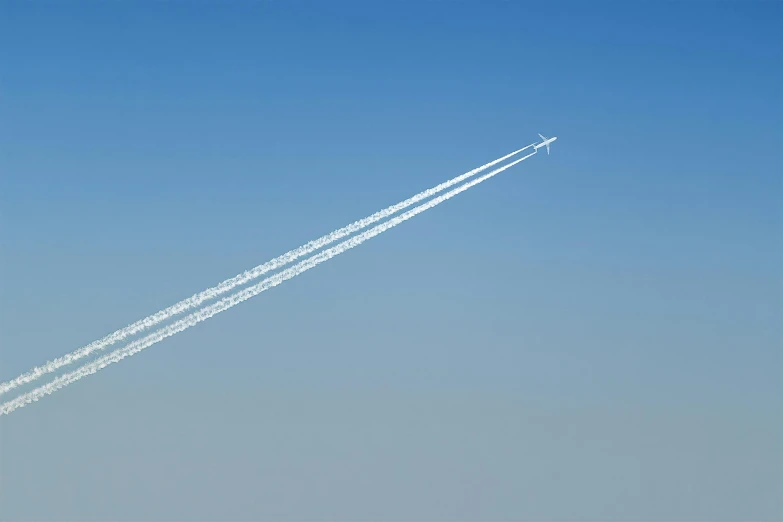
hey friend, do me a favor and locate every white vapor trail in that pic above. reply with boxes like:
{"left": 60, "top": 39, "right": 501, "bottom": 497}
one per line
{"left": 0, "top": 149, "right": 537, "bottom": 416}
{"left": 0, "top": 145, "right": 533, "bottom": 397}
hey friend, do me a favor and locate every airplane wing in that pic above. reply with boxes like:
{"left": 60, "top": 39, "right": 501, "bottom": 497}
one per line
{"left": 538, "top": 133, "right": 547, "bottom": 141}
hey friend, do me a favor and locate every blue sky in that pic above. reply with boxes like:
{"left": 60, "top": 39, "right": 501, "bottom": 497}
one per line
{"left": 1, "top": 2, "right": 781, "bottom": 520}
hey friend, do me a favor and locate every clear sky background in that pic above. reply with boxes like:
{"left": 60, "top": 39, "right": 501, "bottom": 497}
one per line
{"left": 1, "top": 1, "right": 781, "bottom": 520}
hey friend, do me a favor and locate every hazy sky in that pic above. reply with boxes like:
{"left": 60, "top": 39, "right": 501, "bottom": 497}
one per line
{"left": 1, "top": 2, "right": 781, "bottom": 520}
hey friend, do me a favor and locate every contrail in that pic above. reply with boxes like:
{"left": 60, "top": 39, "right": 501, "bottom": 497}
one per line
{"left": 0, "top": 149, "right": 538, "bottom": 416}
{"left": 0, "top": 145, "right": 534, "bottom": 397}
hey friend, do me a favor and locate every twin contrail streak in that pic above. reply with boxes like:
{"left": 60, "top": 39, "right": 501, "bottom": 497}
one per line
{"left": 0, "top": 145, "right": 533, "bottom": 397}
{"left": 0, "top": 149, "right": 537, "bottom": 416}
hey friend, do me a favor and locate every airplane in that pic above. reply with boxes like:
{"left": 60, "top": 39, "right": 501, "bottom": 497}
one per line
{"left": 534, "top": 133, "right": 557, "bottom": 155}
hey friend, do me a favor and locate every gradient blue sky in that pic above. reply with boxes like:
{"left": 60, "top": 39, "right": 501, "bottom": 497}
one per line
{"left": 1, "top": 1, "right": 781, "bottom": 520}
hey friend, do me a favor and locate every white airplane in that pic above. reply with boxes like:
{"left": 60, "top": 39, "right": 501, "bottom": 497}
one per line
{"left": 534, "top": 133, "right": 557, "bottom": 155}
